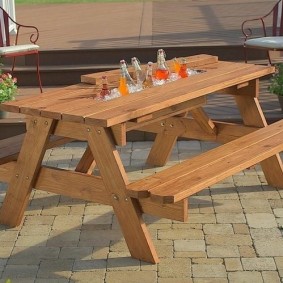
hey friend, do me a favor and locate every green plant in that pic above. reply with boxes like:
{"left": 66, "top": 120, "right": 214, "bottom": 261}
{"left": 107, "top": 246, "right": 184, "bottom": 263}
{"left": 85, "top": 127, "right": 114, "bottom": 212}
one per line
{"left": 0, "top": 70, "right": 18, "bottom": 103}
{"left": 268, "top": 63, "right": 283, "bottom": 97}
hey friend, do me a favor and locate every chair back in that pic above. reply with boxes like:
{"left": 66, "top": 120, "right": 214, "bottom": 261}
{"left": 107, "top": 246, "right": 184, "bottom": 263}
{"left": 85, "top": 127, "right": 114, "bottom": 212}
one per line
{"left": 272, "top": 0, "right": 283, "bottom": 35}
{"left": 0, "top": 7, "right": 11, "bottom": 47}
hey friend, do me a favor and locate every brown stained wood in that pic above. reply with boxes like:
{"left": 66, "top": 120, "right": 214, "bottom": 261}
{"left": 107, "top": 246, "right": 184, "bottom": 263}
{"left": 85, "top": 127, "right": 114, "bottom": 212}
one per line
{"left": 147, "top": 134, "right": 177, "bottom": 167}
{"left": 111, "top": 124, "right": 127, "bottom": 146}
{"left": 139, "top": 198, "right": 188, "bottom": 222}
{"left": 235, "top": 94, "right": 283, "bottom": 188}
{"left": 0, "top": 117, "right": 56, "bottom": 227}
{"left": 220, "top": 79, "right": 259, "bottom": 97}
{"left": 190, "top": 107, "right": 216, "bottom": 135}
{"left": 54, "top": 121, "right": 88, "bottom": 141}
{"left": 86, "top": 126, "right": 159, "bottom": 263}
{"left": 127, "top": 97, "right": 205, "bottom": 131}
{"left": 127, "top": 120, "right": 283, "bottom": 199}
{"left": 75, "top": 145, "right": 96, "bottom": 175}
{"left": 36, "top": 167, "right": 110, "bottom": 205}
{"left": 149, "top": 126, "right": 283, "bottom": 203}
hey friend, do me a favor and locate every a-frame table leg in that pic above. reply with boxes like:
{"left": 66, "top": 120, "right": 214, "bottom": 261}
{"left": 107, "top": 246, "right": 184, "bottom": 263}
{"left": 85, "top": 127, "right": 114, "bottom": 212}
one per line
{"left": 0, "top": 117, "right": 56, "bottom": 227}
{"left": 86, "top": 126, "right": 159, "bottom": 263}
{"left": 75, "top": 145, "right": 96, "bottom": 174}
{"left": 235, "top": 93, "right": 283, "bottom": 188}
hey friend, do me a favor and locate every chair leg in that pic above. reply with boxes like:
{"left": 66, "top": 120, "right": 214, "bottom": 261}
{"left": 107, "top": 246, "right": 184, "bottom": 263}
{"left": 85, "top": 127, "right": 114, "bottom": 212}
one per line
{"left": 36, "top": 52, "right": 43, "bottom": 93}
{"left": 244, "top": 47, "right": 248, "bottom": 63}
{"left": 267, "top": 50, "right": 272, "bottom": 65}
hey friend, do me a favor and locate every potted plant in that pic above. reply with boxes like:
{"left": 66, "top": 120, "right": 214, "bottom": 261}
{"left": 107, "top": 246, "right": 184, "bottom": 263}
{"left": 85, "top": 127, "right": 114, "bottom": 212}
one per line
{"left": 0, "top": 70, "right": 17, "bottom": 118}
{"left": 268, "top": 63, "right": 283, "bottom": 113}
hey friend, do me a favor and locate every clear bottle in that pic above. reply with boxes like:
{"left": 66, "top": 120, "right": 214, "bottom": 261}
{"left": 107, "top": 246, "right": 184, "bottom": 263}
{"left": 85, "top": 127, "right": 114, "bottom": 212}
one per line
{"left": 99, "top": 75, "right": 111, "bottom": 99}
{"left": 178, "top": 58, "right": 188, "bottom": 78}
{"left": 119, "top": 59, "right": 136, "bottom": 87}
{"left": 131, "top": 57, "right": 145, "bottom": 88}
{"left": 155, "top": 49, "right": 170, "bottom": 80}
{"left": 143, "top": 61, "right": 154, "bottom": 88}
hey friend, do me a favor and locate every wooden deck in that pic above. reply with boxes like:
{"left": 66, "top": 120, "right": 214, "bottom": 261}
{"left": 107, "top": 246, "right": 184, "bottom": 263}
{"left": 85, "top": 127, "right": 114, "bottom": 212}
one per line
{"left": 15, "top": 0, "right": 276, "bottom": 51}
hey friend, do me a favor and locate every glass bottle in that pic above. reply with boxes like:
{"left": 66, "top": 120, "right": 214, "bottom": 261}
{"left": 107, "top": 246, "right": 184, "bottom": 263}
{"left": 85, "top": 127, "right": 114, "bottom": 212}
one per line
{"left": 173, "top": 57, "right": 181, "bottom": 73}
{"left": 99, "top": 75, "right": 111, "bottom": 99}
{"left": 119, "top": 59, "right": 136, "bottom": 88}
{"left": 178, "top": 58, "right": 188, "bottom": 78}
{"left": 143, "top": 61, "right": 154, "bottom": 88}
{"left": 155, "top": 49, "right": 170, "bottom": 80}
{"left": 118, "top": 72, "right": 129, "bottom": 96}
{"left": 131, "top": 57, "right": 145, "bottom": 88}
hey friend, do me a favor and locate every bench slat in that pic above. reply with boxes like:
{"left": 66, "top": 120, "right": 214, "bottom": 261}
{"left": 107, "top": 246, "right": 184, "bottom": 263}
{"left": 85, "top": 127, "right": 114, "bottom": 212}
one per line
{"left": 127, "top": 120, "right": 283, "bottom": 203}
{"left": 0, "top": 134, "right": 73, "bottom": 165}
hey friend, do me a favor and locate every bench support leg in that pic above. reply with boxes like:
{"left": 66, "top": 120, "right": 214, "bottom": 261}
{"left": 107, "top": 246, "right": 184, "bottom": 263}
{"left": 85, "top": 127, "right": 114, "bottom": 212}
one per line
{"left": 0, "top": 117, "right": 55, "bottom": 227}
{"left": 75, "top": 145, "right": 96, "bottom": 174}
{"left": 87, "top": 126, "right": 159, "bottom": 264}
{"left": 235, "top": 93, "right": 283, "bottom": 188}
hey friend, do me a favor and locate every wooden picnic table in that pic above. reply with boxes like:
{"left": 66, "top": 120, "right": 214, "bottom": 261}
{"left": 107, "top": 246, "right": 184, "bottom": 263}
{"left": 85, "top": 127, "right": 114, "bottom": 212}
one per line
{"left": 0, "top": 54, "right": 283, "bottom": 264}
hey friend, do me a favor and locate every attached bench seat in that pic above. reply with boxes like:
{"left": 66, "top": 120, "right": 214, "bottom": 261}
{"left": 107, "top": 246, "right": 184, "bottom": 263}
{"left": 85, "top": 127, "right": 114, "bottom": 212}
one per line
{"left": 0, "top": 134, "right": 73, "bottom": 166}
{"left": 127, "top": 120, "right": 283, "bottom": 204}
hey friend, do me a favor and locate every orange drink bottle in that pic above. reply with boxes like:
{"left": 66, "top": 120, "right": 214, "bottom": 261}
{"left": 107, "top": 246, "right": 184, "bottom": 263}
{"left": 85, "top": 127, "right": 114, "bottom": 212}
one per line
{"left": 173, "top": 57, "right": 181, "bottom": 73}
{"left": 118, "top": 73, "right": 129, "bottom": 96}
{"left": 155, "top": 49, "right": 170, "bottom": 80}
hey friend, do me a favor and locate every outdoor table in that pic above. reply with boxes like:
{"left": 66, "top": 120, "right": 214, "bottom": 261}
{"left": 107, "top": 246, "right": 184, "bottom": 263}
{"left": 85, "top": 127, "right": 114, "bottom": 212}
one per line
{"left": 0, "top": 54, "right": 283, "bottom": 264}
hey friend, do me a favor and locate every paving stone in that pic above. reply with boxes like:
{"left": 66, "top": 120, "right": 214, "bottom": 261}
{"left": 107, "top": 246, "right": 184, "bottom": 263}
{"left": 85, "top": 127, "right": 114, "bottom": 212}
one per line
{"left": 158, "top": 278, "right": 193, "bottom": 283}
{"left": 59, "top": 247, "right": 93, "bottom": 259}
{"left": 187, "top": 214, "right": 216, "bottom": 224}
{"left": 233, "top": 224, "right": 250, "bottom": 235}
{"left": 203, "top": 224, "right": 234, "bottom": 235}
{"left": 158, "top": 229, "right": 203, "bottom": 240}
{"left": 210, "top": 184, "right": 238, "bottom": 200}
{"left": 246, "top": 213, "right": 278, "bottom": 228}
{"left": 73, "top": 259, "right": 107, "bottom": 270}
{"left": 174, "top": 251, "right": 207, "bottom": 258}
{"left": 238, "top": 186, "right": 280, "bottom": 200}
{"left": 274, "top": 208, "right": 283, "bottom": 218}
{"left": 242, "top": 257, "right": 276, "bottom": 271}
{"left": 205, "top": 234, "right": 252, "bottom": 246}
{"left": 216, "top": 213, "right": 246, "bottom": 223}
{"left": 19, "top": 225, "right": 51, "bottom": 236}
{"left": 255, "top": 239, "right": 283, "bottom": 256}
{"left": 37, "top": 259, "right": 74, "bottom": 278}
{"left": 0, "top": 230, "right": 19, "bottom": 242}
{"left": 158, "top": 258, "right": 191, "bottom": 278}
{"left": 207, "top": 245, "right": 239, "bottom": 258}
{"left": 224, "top": 258, "right": 242, "bottom": 271}
{"left": 240, "top": 199, "right": 272, "bottom": 213}
{"left": 8, "top": 247, "right": 60, "bottom": 264}
{"left": 192, "top": 264, "right": 226, "bottom": 278}
{"left": 228, "top": 271, "right": 263, "bottom": 283}
{"left": 213, "top": 199, "right": 243, "bottom": 213}
{"left": 52, "top": 215, "right": 83, "bottom": 230}
{"left": 106, "top": 252, "right": 140, "bottom": 271}
{"left": 192, "top": 258, "right": 223, "bottom": 265}
{"left": 174, "top": 240, "right": 206, "bottom": 252}
{"left": 47, "top": 230, "right": 81, "bottom": 247}
{"left": 35, "top": 279, "right": 70, "bottom": 283}
{"left": 41, "top": 206, "right": 70, "bottom": 215}
{"left": 15, "top": 235, "right": 48, "bottom": 247}
{"left": 238, "top": 246, "right": 257, "bottom": 258}
{"left": 261, "top": 271, "right": 281, "bottom": 283}
{"left": 250, "top": 228, "right": 282, "bottom": 240}
{"left": 24, "top": 215, "right": 55, "bottom": 225}
{"left": 2, "top": 264, "right": 38, "bottom": 279}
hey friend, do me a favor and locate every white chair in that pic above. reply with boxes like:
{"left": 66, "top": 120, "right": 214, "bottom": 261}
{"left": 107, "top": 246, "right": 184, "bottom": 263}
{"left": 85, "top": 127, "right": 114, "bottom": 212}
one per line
{"left": 241, "top": 0, "right": 283, "bottom": 65}
{"left": 0, "top": 6, "right": 42, "bottom": 92}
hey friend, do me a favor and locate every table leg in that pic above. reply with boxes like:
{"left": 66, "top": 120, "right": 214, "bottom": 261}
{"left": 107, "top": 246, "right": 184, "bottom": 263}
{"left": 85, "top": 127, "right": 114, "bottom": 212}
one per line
{"left": 235, "top": 95, "right": 283, "bottom": 188}
{"left": 75, "top": 145, "right": 96, "bottom": 174}
{"left": 0, "top": 117, "right": 56, "bottom": 227}
{"left": 86, "top": 126, "right": 159, "bottom": 263}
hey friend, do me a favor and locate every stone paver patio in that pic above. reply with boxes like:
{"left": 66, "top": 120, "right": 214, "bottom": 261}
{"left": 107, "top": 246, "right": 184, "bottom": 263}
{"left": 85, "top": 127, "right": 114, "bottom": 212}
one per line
{"left": 0, "top": 140, "right": 282, "bottom": 282}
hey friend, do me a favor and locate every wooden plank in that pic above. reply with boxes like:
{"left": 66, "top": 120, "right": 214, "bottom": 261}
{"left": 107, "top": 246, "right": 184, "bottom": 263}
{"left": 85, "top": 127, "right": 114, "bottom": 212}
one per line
{"left": 86, "top": 125, "right": 159, "bottom": 263}
{"left": 75, "top": 145, "right": 96, "bottom": 175}
{"left": 111, "top": 123, "right": 127, "bottom": 146}
{"left": 127, "top": 120, "right": 283, "bottom": 199}
{"left": 190, "top": 107, "right": 216, "bottom": 135}
{"left": 235, "top": 95, "right": 283, "bottom": 188}
{"left": 0, "top": 117, "right": 56, "bottom": 227}
{"left": 149, "top": 125, "right": 283, "bottom": 203}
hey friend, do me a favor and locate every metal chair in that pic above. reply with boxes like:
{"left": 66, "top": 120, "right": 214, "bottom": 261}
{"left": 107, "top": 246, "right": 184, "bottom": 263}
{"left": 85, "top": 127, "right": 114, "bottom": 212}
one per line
{"left": 241, "top": 0, "right": 283, "bottom": 65}
{"left": 0, "top": 6, "right": 42, "bottom": 92}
